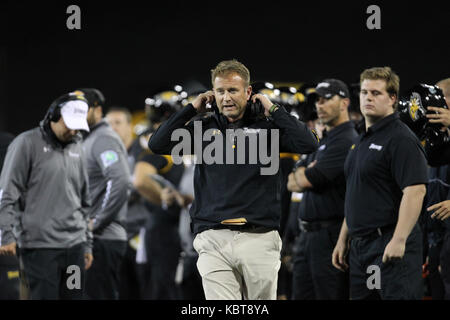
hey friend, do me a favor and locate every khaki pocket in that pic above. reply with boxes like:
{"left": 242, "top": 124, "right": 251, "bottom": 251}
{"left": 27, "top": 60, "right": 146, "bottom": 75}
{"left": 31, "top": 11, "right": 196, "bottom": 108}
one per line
{"left": 272, "top": 230, "right": 282, "bottom": 253}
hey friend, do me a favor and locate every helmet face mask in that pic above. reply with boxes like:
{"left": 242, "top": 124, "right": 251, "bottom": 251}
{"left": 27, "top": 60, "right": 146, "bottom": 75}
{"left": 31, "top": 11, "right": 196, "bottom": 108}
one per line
{"left": 398, "top": 83, "right": 449, "bottom": 146}
{"left": 145, "top": 90, "right": 182, "bottom": 126}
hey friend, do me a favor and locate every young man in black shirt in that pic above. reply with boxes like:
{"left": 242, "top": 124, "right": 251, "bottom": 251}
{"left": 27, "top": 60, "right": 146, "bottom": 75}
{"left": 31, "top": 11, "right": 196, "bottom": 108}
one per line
{"left": 332, "top": 67, "right": 428, "bottom": 300}
{"left": 288, "top": 79, "right": 357, "bottom": 299}
{"left": 149, "top": 59, "right": 318, "bottom": 299}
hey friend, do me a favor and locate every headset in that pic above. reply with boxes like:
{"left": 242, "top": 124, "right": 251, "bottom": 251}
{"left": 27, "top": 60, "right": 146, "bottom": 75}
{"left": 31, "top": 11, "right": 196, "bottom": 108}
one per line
{"left": 209, "top": 93, "right": 266, "bottom": 129}
{"left": 44, "top": 91, "right": 88, "bottom": 124}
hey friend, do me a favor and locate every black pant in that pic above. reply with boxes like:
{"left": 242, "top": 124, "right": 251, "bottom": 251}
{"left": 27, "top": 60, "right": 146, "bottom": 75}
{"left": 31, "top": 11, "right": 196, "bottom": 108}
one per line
{"left": 85, "top": 239, "right": 127, "bottom": 300}
{"left": 0, "top": 255, "right": 20, "bottom": 300}
{"left": 440, "top": 232, "right": 450, "bottom": 300}
{"left": 179, "top": 254, "right": 205, "bottom": 300}
{"left": 19, "top": 243, "right": 86, "bottom": 300}
{"left": 349, "top": 224, "right": 423, "bottom": 300}
{"left": 118, "top": 243, "right": 143, "bottom": 300}
{"left": 428, "top": 243, "right": 445, "bottom": 299}
{"left": 140, "top": 226, "right": 181, "bottom": 300}
{"left": 292, "top": 223, "right": 349, "bottom": 300}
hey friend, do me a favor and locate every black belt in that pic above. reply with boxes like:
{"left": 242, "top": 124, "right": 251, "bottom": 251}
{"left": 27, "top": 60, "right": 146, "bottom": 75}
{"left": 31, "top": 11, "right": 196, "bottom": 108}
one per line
{"left": 299, "top": 218, "right": 342, "bottom": 233}
{"left": 215, "top": 224, "right": 274, "bottom": 233}
{"left": 351, "top": 225, "right": 396, "bottom": 241}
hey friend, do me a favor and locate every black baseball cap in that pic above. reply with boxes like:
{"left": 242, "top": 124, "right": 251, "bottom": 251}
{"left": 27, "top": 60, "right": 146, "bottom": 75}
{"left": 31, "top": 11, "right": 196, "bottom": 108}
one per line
{"left": 76, "top": 88, "right": 105, "bottom": 108}
{"left": 309, "top": 79, "right": 350, "bottom": 100}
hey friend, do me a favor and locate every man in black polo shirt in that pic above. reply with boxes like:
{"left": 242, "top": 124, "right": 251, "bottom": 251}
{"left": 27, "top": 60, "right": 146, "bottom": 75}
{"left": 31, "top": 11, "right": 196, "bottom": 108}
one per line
{"left": 288, "top": 79, "right": 357, "bottom": 299}
{"left": 332, "top": 67, "right": 428, "bottom": 300}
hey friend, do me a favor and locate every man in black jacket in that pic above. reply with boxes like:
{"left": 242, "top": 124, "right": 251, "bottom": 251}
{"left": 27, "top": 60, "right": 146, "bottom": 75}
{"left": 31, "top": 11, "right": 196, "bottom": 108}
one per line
{"left": 148, "top": 59, "right": 318, "bottom": 300}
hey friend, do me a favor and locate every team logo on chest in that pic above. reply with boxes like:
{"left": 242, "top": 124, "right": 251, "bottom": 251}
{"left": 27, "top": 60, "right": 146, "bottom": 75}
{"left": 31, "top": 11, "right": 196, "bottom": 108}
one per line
{"left": 369, "top": 143, "right": 383, "bottom": 151}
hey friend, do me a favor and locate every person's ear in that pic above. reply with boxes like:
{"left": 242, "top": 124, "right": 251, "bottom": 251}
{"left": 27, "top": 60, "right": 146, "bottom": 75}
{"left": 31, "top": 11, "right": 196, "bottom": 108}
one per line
{"left": 247, "top": 85, "right": 252, "bottom": 101}
{"left": 95, "top": 106, "right": 103, "bottom": 120}
{"left": 340, "top": 98, "right": 350, "bottom": 111}
{"left": 389, "top": 94, "right": 397, "bottom": 109}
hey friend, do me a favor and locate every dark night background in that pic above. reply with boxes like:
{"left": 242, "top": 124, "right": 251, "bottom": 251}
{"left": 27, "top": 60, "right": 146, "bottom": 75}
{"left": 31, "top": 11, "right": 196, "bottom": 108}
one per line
{"left": 1, "top": 0, "right": 449, "bottom": 135}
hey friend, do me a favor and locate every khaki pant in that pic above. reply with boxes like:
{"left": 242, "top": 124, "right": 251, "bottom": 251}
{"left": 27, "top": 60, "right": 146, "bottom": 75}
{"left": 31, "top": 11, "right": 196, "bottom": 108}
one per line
{"left": 193, "top": 228, "right": 282, "bottom": 300}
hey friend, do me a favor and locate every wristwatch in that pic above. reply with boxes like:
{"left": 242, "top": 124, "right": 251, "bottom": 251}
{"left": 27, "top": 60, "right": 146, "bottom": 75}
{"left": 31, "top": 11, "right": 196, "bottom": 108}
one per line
{"left": 269, "top": 104, "right": 280, "bottom": 114}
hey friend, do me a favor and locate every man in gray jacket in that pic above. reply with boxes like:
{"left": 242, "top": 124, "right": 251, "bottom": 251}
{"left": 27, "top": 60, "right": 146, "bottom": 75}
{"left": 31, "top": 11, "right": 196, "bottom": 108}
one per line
{"left": 0, "top": 91, "right": 93, "bottom": 299}
{"left": 80, "top": 89, "right": 130, "bottom": 300}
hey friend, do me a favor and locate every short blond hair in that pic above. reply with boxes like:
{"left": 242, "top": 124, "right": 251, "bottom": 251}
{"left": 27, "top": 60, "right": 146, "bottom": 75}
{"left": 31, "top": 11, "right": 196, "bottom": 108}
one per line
{"left": 211, "top": 59, "right": 250, "bottom": 87}
{"left": 360, "top": 66, "right": 400, "bottom": 109}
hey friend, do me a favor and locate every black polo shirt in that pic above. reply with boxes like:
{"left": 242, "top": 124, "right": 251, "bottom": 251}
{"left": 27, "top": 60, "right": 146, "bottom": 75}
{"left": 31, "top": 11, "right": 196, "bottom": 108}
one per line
{"left": 344, "top": 113, "right": 428, "bottom": 237}
{"left": 298, "top": 121, "right": 358, "bottom": 222}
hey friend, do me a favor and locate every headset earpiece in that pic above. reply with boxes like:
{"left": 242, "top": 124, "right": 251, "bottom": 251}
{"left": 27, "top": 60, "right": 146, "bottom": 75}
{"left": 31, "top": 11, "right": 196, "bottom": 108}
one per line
{"left": 246, "top": 94, "right": 264, "bottom": 119}
{"left": 51, "top": 105, "right": 61, "bottom": 122}
{"left": 45, "top": 97, "right": 64, "bottom": 123}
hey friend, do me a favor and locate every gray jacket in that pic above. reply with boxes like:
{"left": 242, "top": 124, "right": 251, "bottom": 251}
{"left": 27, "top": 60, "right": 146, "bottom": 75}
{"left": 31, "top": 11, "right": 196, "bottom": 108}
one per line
{"left": 82, "top": 120, "right": 130, "bottom": 241}
{"left": 0, "top": 124, "right": 92, "bottom": 253}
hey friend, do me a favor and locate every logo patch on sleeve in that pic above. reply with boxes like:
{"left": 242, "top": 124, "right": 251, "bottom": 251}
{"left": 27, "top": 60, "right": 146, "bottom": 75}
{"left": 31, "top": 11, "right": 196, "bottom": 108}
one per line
{"left": 100, "top": 150, "right": 119, "bottom": 168}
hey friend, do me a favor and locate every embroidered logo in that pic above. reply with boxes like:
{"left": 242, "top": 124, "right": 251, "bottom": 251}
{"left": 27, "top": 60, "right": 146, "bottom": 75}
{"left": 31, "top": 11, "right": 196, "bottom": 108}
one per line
{"left": 243, "top": 128, "right": 261, "bottom": 134}
{"left": 369, "top": 143, "right": 383, "bottom": 151}
{"left": 100, "top": 150, "right": 119, "bottom": 168}
{"left": 316, "top": 82, "right": 330, "bottom": 89}
{"left": 68, "top": 151, "right": 80, "bottom": 158}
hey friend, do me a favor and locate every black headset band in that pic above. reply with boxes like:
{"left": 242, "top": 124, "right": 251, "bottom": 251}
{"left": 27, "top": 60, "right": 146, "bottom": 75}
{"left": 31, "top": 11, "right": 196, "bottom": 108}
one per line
{"left": 45, "top": 94, "right": 88, "bottom": 123}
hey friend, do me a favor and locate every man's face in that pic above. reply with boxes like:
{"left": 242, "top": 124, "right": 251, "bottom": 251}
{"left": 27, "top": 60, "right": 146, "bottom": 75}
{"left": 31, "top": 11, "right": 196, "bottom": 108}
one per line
{"left": 315, "top": 95, "right": 343, "bottom": 127}
{"left": 360, "top": 79, "right": 396, "bottom": 120}
{"left": 106, "top": 111, "right": 132, "bottom": 145}
{"left": 51, "top": 118, "right": 78, "bottom": 142}
{"left": 213, "top": 72, "right": 251, "bottom": 121}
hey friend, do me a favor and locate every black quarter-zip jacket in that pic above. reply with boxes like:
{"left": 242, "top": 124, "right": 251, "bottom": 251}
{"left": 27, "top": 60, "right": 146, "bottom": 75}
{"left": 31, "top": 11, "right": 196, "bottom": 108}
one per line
{"left": 149, "top": 104, "right": 319, "bottom": 234}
